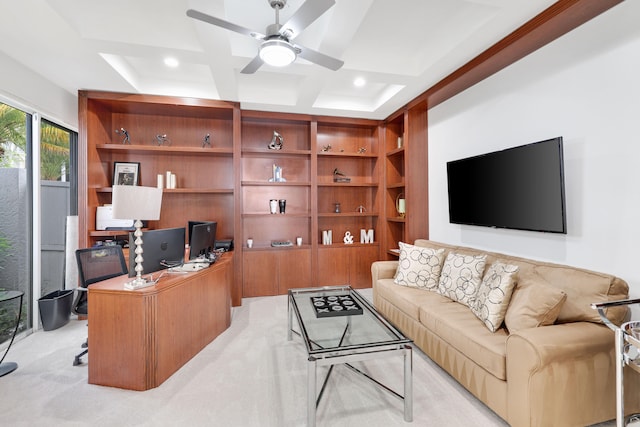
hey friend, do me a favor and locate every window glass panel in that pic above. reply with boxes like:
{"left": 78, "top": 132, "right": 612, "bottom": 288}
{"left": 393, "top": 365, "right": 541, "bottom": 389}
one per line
{"left": 0, "top": 102, "right": 30, "bottom": 340}
{"left": 40, "top": 120, "right": 70, "bottom": 181}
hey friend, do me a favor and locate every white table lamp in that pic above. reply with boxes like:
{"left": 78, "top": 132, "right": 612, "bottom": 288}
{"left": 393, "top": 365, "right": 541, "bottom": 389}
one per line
{"left": 112, "top": 185, "right": 163, "bottom": 290}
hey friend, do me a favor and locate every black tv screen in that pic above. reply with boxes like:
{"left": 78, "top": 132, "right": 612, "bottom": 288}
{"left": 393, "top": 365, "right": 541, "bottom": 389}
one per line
{"left": 446, "top": 137, "right": 566, "bottom": 234}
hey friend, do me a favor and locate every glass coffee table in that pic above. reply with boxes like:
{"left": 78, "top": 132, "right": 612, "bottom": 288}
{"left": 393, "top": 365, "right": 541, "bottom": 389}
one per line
{"left": 288, "top": 285, "right": 413, "bottom": 426}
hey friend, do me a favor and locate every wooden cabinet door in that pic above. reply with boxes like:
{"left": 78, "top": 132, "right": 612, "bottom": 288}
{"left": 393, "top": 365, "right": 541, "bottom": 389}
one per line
{"left": 243, "top": 251, "right": 278, "bottom": 297}
{"left": 350, "top": 245, "right": 379, "bottom": 288}
{"left": 317, "top": 247, "right": 350, "bottom": 286}
{"left": 278, "top": 248, "right": 312, "bottom": 293}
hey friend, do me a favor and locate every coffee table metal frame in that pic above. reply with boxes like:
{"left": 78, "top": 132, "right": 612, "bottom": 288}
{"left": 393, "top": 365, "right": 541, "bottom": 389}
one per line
{"left": 288, "top": 285, "right": 413, "bottom": 426}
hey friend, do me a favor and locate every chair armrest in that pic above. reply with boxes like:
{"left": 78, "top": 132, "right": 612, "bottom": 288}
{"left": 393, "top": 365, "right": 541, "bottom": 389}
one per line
{"left": 371, "top": 261, "right": 398, "bottom": 287}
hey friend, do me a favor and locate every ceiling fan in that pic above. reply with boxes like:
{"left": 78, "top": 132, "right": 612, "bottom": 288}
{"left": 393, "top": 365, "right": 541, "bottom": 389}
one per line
{"left": 186, "top": 0, "right": 344, "bottom": 74}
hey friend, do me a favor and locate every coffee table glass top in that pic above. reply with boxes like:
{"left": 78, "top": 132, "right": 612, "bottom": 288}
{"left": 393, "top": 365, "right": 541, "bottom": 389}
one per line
{"left": 288, "top": 286, "right": 411, "bottom": 355}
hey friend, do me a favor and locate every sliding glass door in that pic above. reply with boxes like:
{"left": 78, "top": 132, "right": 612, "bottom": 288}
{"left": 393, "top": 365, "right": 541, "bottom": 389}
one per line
{"left": 0, "top": 102, "right": 78, "bottom": 345}
{"left": 0, "top": 102, "right": 30, "bottom": 338}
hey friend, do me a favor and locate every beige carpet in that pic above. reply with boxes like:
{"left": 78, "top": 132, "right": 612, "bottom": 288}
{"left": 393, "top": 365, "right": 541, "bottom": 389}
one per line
{"left": 0, "top": 289, "right": 614, "bottom": 426}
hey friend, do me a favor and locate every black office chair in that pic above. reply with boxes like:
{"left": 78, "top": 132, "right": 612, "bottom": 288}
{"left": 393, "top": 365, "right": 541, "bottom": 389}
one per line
{"left": 72, "top": 245, "right": 128, "bottom": 366}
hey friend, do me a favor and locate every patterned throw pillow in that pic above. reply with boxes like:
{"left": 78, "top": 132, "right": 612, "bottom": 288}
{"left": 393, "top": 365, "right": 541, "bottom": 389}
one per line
{"left": 471, "top": 262, "right": 519, "bottom": 332}
{"left": 437, "top": 252, "right": 487, "bottom": 307}
{"left": 393, "top": 242, "right": 446, "bottom": 290}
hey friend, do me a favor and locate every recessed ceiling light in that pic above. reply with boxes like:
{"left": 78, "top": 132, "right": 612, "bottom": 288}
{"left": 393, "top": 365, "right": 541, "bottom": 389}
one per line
{"left": 164, "top": 57, "right": 179, "bottom": 68}
{"left": 354, "top": 77, "right": 366, "bottom": 87}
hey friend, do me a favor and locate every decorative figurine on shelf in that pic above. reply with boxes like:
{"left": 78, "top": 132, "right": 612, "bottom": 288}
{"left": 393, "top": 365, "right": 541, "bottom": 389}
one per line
{"left": 356, "top": 205, "right": 366, "bottom": 213}
{"left": 396, "top": 193, "right": 406, "bottom": 218}
{"left": 115, "top": 128, "right": 130, "bottom": 144}
{"left": 333, "top": 168, "right": 351, "bottom": 183}
{"left": 202, "top": 133, "right": 211, "bottom": 148}
{"left": 343, "top": 231, "right": 354, "bottom": 244}
{"left": 268, "top": 164, "right": 286, "bottom": 182}
{"left": 268, "top": 130, "right": 283, "bottom": 150}
{"left": 334, "top": 203, "right": 341, "bottom": 213}
{"left": 321, "top": 144, "right": 332, "bottom": 152}
{"left": 155, "top": 134, "right": 170, "bottom": 146}
{"left": 357, "top": 147, "right": 367, "bottom": 154}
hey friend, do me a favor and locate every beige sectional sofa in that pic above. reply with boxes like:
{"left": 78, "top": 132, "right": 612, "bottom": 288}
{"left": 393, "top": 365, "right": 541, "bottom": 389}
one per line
{"left": 371, "top": 239, "right": 640, "bottom": 427}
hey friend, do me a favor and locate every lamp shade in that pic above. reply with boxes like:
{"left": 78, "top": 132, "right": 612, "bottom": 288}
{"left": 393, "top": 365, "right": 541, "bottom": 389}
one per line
{"left": 112, "top": 185, "right": 163, "bottom": 220}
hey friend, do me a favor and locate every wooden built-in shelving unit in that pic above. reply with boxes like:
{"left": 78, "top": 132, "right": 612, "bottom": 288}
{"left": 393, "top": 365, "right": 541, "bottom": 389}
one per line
{"left": 78, "top": 91, "right": 429, "bottom": 304}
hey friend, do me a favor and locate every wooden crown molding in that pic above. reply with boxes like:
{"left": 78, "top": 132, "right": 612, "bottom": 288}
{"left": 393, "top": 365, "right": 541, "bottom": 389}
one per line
{"left": 398, "top": 0, "right": 623, "bottom": 114}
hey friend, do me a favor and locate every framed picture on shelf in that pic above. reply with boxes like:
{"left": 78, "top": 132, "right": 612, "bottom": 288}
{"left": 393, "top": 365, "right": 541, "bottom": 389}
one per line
{"left": 113, "top": 162, "right": 140, "bottom": 186}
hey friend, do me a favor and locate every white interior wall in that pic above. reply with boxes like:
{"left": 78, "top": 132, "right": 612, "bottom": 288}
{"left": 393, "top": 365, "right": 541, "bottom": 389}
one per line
{"left": 429, "top": 1, "right": 640, "bottom": 303}
{"left": 0, "top": 51, "right": 77, "bottom": 128}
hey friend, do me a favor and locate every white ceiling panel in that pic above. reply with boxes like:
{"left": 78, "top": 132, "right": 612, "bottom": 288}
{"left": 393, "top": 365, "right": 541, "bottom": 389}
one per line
{"left": 0, "top": 0, "right": 559, "bottom": 118}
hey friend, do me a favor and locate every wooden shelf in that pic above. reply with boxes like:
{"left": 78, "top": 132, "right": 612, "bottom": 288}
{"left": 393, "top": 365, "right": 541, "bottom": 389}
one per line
{"left": 387, "top": 217, "right": 406, "bottom": 223}
{"left": 95, "top": 187, "right": 233, "bottom": 194}
{"left": 241, "top": 148, "right": 311, "bottom": 156}
{"left": 243, "top": 244, "right": 311, "bottom": 251}
{"left": 317, "top": 151, "right": 378, "bottom": 158}
{"left": 318, "top": 242, "right": 380, "bottom": 249}
{"left": 241, "top": 213, "right": 311, "bottom": 218}
{"left": 318, "top": 212, "right": 379, "bottom": 218}
{"left": 96, "top": 144, "right": 233, "bottom": 156}
{"left": 386, "top": 182, "right": 405, "bottom": 189}
{"left": 386, "top": 147, "right": 405, "bottom": 157}
{"left": 241, "top": 181, "right": 312, "bottom": 187}
{"left": 317, "top": 182, "right": 378, "bottom": 187}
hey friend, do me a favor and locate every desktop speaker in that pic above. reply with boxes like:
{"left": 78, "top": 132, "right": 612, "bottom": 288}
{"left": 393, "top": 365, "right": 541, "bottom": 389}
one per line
{"left": 215, "top": 239, "right": 233, "bottom": 252}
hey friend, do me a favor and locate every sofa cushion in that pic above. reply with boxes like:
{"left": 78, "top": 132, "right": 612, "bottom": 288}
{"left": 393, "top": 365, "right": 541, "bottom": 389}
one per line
{"left": 437, "top": 252, "right": 487, "bottom": 307}
{"left": 376, "top": 278, "right": 453, "bottom": 322}
{"left": 515, "top": 265, "right": 626, "bottom": 324}
{"left": 393, "top": 242, "right": 446, "bottom": 290}
{"left": 471, "top": 262, "right": 518, "bottom": 332}
{"left": 419, "top": 301, "right": 508, "bottom": 380}
{"left": 413, "top": 239, "right": 629, "bottom": 326}
{"left": 505, "top": 283, "right": 567, "bottom": 333}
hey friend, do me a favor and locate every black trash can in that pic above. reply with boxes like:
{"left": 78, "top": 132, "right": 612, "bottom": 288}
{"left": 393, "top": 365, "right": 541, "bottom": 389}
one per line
{"left": 38, "top": 290, "right": 74, "bottom": 331}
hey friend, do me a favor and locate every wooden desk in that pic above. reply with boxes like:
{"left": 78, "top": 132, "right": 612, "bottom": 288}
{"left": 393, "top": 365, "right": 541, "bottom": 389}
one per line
{"left": 88, "top": 253, "right": 233, "bottom": 390}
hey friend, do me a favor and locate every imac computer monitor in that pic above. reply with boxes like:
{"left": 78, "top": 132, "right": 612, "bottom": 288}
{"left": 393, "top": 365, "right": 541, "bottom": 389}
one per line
{"left": 128, "top": 227, "right": 186, "bottom": 277}
{"left": 188, "top": 221, "right": 217, "bottom": 260}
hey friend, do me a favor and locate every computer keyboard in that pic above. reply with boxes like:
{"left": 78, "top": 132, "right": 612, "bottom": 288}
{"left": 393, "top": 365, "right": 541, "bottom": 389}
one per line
{"left": 169, "top": 262, "right": 210, "bottom": 273}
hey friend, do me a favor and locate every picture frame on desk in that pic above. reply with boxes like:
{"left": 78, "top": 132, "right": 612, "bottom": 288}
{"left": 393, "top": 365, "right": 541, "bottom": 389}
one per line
{"left": 113, "top": 162, "right": 140, "bottom": 186}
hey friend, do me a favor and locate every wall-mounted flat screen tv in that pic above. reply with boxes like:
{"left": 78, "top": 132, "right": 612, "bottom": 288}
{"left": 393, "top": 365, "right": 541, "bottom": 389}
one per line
{"left": 446, "top": 137, "right": 566, "bottom": 234}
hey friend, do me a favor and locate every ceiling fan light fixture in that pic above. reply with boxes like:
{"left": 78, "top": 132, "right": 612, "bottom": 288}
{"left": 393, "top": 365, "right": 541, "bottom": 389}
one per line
{"left": 260, "top": 39, "right": 296, "bottom": 67}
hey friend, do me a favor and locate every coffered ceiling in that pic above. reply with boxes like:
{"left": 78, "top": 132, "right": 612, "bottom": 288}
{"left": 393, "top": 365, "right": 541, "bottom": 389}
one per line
{"left": 0, "top": 0, "right": 557, "bottom": 119}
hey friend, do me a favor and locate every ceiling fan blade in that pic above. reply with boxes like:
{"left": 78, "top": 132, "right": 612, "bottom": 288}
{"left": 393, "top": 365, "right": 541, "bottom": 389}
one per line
{"left": 240, "top": 55, "right": 264, "bottom": 74}
{"left": 296, "top": 45, "right": 343, "bottom": 71}
{"left": 279, "top": 0, "right": 335, "bottom": 39}
{"left": 186, "top": 9, "right": 265, "bottom": 39}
